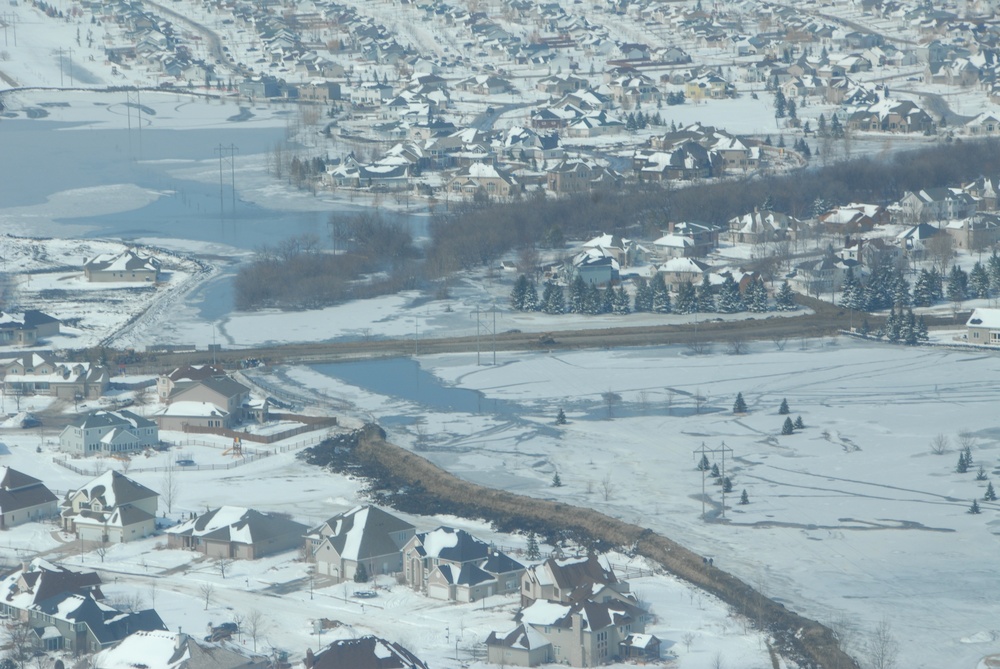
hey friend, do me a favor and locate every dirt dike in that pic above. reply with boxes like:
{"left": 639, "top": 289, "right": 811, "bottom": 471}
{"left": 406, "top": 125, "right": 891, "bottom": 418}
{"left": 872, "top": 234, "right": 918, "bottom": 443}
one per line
{"left": 304, "top": 425, "right": 859, "bottom": 669}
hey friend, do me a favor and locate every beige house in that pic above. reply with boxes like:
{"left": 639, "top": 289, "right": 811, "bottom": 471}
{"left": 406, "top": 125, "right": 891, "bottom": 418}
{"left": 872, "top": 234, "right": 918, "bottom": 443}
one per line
{"left": 656, "top": 257, "right": 710, "bottom": 292}
{"left": 447, "top": 163, "right": 519, "bottom": 199}
{"left": 166, "top": 506, "right": 308, "bottom": 559}
{"left": 403, "top": 526, "right": 524, "bottom": 602}
{"left": 0, "top": 467, "right": 58, "bottom": 529}
{"left": 84, "top": 249, "right": 161, "bottom": 283}
{"left": 155, "top": 374, "right": 256, "bottom": 430}
{"left": 0, "top": 352, "right": 110, "bottom": 400}
{"left": 307, "top": 505, "right": 415, "bottom": 583}
{"left": 61, "top": 471, "right": 158, "bottom": 543}
{"left": 967, "top": 308, "right": 1000, "bottom": 345}
{"left": 520, "top": 554, "right": 629, "bottom": 607}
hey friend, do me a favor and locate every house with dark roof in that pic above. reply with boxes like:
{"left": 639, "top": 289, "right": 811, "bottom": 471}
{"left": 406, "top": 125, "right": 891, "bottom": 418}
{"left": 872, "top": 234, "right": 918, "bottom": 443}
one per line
{"left": 0, "top": 310, "right": 60, "bottom": 348}
{"left": 84, "top": 249, "right": 161, "bottom": 283}
{"left": 520, "top": 554, "right": 629, "bottom": 607}
{"left": 61, "top": 471, "right": 158, "bottom": 543}
{"left": 156, "top": 364, "right": 226, "bottom": 402}
{"left": 307, "top": 505, "right": 415, "bottom": 583}
{"left": 58, "top": 409, "right": 158, "bottom": 456}
{"left": 156, "top": 374, "right": 258, "bottom": 430}
{"left": 403, "top": 526, "right": 524, "bottom": 601}
{"left": 303, "top": 636, "right": 429, "bottom": 669}
{"left": 0, "top": 467, "right": 58, "bottom": 528}
{"left": 93, "top": 630, "right": 270, "bottom": 669}
{"left": 166, "top": 506, "right": 308, "bottom": 559}
{"left": 486, "top": 624, "right": 553, "bottom": 667}
{"left": 509, "top": 596, "right": 651, "bottom": 666}
{"left": 0, "top": 559, "right": 165, "bottom": 655}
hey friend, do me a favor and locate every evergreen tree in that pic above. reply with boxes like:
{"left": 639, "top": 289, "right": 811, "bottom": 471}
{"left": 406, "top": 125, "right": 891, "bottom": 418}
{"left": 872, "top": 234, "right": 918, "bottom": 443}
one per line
{"left": 510, "top": 274, "right": 529, "bottom": 310}
{"left": 739, "top": 489, "right": 750, "bottom": 505}
{"left": 568, "top": 275, "right": 588, "bottom": 313}
{"left": 970, "top": 261, "right": 990, "bottom": 298}
{"left": 524, "top": 280, "right": 539, "bottom": 311}
{"left": 817, "top": 113, "right": 827, "bottom": 136}
{"left": 891, "top": 270, "right": 911, "bottom": 308}
{"left": 556, "top": 408, "right": 567, "bottom": 425}
{"left": 542, "top": 282, "right": 565, "bottom": 314}
{"left": 779, "top": 398, "right": 790, "bottom": 415}
{"left": 787, "top": 98, "right": 797, "bottom": 120}
{"left": 633, "top": 277, "right": 653, "bottom": 312}
{"left": 976, "top": 465, "right": 988, "bottom": 481}
{"left": 585, "top": 283, "right": 602, "bottom": 315}
{"left": 733, "top": 391, "right": 748, "bottom": 414}
{"left": 860, "top": 318, "right": 871, "bottom": 336}
{"left": 840, "top": 267, "right": 863, "bottom": 311}
{"left": 969, "top": 499, "right": 981, "bottom": 514}
{"left": 696, "top": 275, "right": 715, "bottom": 312}
{"left": 722, "top": 476, "right": 734, "bottom": 493}
{"left": 831, "top": 114, "right": 844, "bottom": 138}
{"left": 717, "top": 275, "right": 744, "bottom": 313}
{"left": 746, "top": 280, "right": 769, "bottom": 313}
{"left": 913, "top": 269, "right": 936, "bottom": 307}
{"left": 985, "top": 481, "right": 997, "bottom": 502}
{"left": 964, "top": 445, "right": 973, "bottom": 467}
{"left": 885, "top": 308, "right": 901, "bottom": 343}
{"left": 781, "top": 417, "right": 794, "bottom": 435}
{"left": 957, "top": 450, "right": 969, "bottom": 474}
{"left": 916, "top": 316, "right": 929, "bottom": 341}
{"left": 552, "top": 471, "right": 563, "bottom": 487}
{"left": 928, "top": 267, "right": 944, "bottom": 302}
{"left": 710, "top": 463, "right": 721, "bottom": 478}
{"left": 651, "top": 273, "right": 672, "bottom": 313}
{"left": 526, "top": 532, "right": 541, "bottom": 560}
{"left": 775, "top": 281, "right": 795, "bottom": 311}
{"left": 697, "top": 454, "right": 710, "bottom": 471}
{"left": 988, "top": 250, "right": 1000, "bottom": 294}
{"left": 614, "top": 286, "right": 631, "bottom": 314}
{"left": 947, "top": 265, "right": 968, "bottom": 302}
{"left": 794, "top": 415, "right": 804, "bottom": 429}
{"left": 774, "top": 90, "right": 786, "bottom": 118}
{"left": 600, "top": 283, "right": 615, "bottom": 314}
{"left": 675, "top": 281, "right": 697, "bottom": 314}
{"left": 354, "top": 562, "right": 369, "bottom": 583}
{"left": 903, "top": 310, "right": 918, "bottom": 346}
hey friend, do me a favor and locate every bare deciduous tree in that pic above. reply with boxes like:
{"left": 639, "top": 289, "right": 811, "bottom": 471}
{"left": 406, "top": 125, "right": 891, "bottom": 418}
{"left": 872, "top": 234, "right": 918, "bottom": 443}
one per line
{"left": 726, "top": 336, "right": 748, "bottom": 355}
{"left": 864, "top": 617, "right": 899, "bottom": 669}
{"left": 772, "top": 335, "right": 788, "bottom": 351}
{"left": 217, "top": 558, "right": 233, "bottom": 579}
{"left": 246, "top": 608, "right": 267, "bottom": 652}
{"left": 161, "top": 466, "right": 180, "bottom": 514}
{"left": 681, "top": 632, "right": 696, "bottom": 652}
{"left": 600, "top": 474, "right": 613, "bottom": 501}
{"left": 199, "top": 583, "right": 215, "bottom": 610}
{"left": 930, "top": 434, "right": 949, "bottom": 455}
{"left": 602, "top": 391, "right": 621, "bottom": 419}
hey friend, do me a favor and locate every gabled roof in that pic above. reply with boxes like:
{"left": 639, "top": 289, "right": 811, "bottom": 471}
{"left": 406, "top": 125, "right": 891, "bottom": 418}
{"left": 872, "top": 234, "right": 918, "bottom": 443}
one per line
{"left": 310, "top": 635, "right": 429, "bottom": 669}
{"left": 410, "top": 527, "right": 490, "bottom": 563}
{"left": 71, "top": 410, "right": 156, "bottom": 431}
{"left": 67, "top": 471, "right": 158, "bottom": 509}
{"left": 85, "top": 249, "right": 161, "bottom": 274}
{"left": 967, "top": 307, "right": 1000, "bottom": 329}
{"left": 93, "top": 630, "right": 268, "bottom": 669}
{"left": 0, "top": 466, "right": 56, "bottom": 515}
{"left": 311, "top": 505, "right": 414, "bottom": 561}
{"left": 486, "top": 624, "right": 551, "bottom": 651}
{"left": 166, "top": 506, "right": 308, "bottom": 546}
{"left": 5, "top": 560, "right": 102, "bottom": 611}
{"left": 518, "top": 595, "right": 645, "bottom": 632}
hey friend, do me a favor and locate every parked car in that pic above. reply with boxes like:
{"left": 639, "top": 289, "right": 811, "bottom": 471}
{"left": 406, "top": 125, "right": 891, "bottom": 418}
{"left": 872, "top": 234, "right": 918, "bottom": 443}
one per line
{"left": 176, "top": 459, "right": 196, "bottom": 467}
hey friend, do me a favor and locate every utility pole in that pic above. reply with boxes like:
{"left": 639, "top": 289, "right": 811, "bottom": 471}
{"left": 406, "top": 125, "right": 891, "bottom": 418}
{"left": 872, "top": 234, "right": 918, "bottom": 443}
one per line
{"left": 214, "top": 144, "right": 239, "bottom": 215}
{"left": 692, "top": 441, "right": 735, "bottom": 519}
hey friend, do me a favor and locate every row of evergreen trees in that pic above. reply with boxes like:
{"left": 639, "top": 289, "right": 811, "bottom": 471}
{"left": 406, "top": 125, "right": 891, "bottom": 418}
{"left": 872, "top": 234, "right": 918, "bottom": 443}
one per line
{"left": 510, "top": 274, "right": 797, "bottom": 315}
{"left": 841, "top": 253, "right": 1000, "bottom": 313}
{"left": 857, "top": 308, "right": 930, "bottom": 345}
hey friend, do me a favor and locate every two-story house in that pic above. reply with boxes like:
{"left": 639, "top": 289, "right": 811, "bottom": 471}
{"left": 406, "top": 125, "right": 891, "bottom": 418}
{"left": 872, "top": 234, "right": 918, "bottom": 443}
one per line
{"left": 306, "top": 505, "right": 415, "bottom": 583}
{"left": 0, "top": 467, "right": 58, "bottom": 529}
{"left": 61, "top": 471, "right": 158, "bottom": 543}
{"left": 0, "top": 352, "right": 110, "bottom": 400}
{"left": 520, "top": 554, "right": 629, "bottom": 607}
{"left": 403, "top": 527, "right": 524, "bottom": 602}
{"left": 58, "top": 410, "right": 158, "bottom": 457}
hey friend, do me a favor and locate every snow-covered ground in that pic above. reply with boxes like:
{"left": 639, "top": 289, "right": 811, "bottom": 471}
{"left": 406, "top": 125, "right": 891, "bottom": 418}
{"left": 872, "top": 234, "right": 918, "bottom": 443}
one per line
{"left": 259, "top": 338, "right": 1000, "bottom": 669}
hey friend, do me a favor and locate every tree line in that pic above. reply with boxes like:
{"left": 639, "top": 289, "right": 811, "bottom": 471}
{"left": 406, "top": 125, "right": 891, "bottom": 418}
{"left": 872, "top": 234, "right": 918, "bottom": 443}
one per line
{"left": 510, "top": 273, "right": 796, "bottom": 315}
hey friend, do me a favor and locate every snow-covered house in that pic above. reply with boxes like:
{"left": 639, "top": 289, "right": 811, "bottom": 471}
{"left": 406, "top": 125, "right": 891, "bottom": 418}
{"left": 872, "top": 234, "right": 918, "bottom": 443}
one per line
{"left": 84, "top": 249, "right": 161, "bottom": 283}
{"left": 59, "top": 410, "right": 158, "bottom": 457}
{"left": 155, "top": 374, "right": 256, "bottom": 430}
{"left": 520, "top": 554, "right": 629, "bottom": 607}
{"left": 657, "top": 257, "right": 710, "bottom": 291}
{"left": 93, "top": 630, "right": 269, "bottom": 668}
{"left": 447, "top": 163, "right": 519, "bottom": 199}
{"left": 898, "top": 188, "right": 978, "bottom": 223}
{"left": 166, "top": 506, "right": 309, "bottom": 559}
{"left": 0, "top": 352, "right": 110, "bottom": 400}
{"left": 0, "top": 310, "right": 59, "bottom": 347}
{"left": 303, "top": 636, "right": 429, "bottom": 669}
{"left": 486, "top": 624, "right": 552, "bottom": 667}
{"left": 0, "top": 559, "right": 165, "bottom": 655}
{"left": 403, "top": 527, "right": 524, "bottom": 601}
{"left": 727, "top": 210, "right": 796, "bottom": 245}
{"left": 61, "top": 471, "right": 158, "bottom": 543}
{"left": 307, "top": 505, "right": 415, "bottom": 583}
{"left": 967, "top": 308, "right": 1000, "bottom": 345}
{"left": 0, "top": 466, "right": 58, "bottom": 528}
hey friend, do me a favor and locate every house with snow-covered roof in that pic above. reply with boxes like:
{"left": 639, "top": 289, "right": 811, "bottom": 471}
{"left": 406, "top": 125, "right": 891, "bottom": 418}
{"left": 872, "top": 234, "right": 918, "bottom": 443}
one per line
{"left": 0, "top": 466, "right": 58, "bottom": 528}
{"left": 486, "top": 624, "right": 552, "bottom": 667}
{"left": 506, "top": 595, "right": 651, "bottom": 666}
{"left": 303, "top": 635, "right": 429, "bottom": 669}
{"left": 84, "top": 249, "right": 161, "bottom": 283}
{"left": 520, "top": 554, "right": 630, "bottom": 607}
{"left": 61, "top": 471, "right": 158, "bottom": 543}
{"left": 0, "top": 310, "right": 59, "bottom": 347}
{"left": 59, "top": 409, "right": 158, "bottom": 456}
{"left": 967, "top": 308, "right": 1000, "bottom": 345}
{"left": 307, "top": 505, "right": 415, "bottom": 583}
{"left": 403, "top": 527, "right": 524, "bottom": 601}
{"left": 0, "top": 352, "right": 110, "bottom": 400}
{"left": 0, "top": 559, "right": 165, "bottom": 654}
{"left": 92, "top": 629, "right": 269, "bottom": 669}
{"left": 446, "top": 162, "right": 519, "bottom": 199}
{"left": 166, "top": 506, "right": 308, "bottom": 559}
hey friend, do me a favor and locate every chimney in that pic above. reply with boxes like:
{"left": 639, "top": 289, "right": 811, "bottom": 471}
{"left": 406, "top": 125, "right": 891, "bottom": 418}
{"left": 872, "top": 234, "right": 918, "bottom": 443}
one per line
{"left": 176, "top": 628, "right": 186, "bottom": 650}
{"left": 305, "top": 648, "right": 315, "bottom": 669}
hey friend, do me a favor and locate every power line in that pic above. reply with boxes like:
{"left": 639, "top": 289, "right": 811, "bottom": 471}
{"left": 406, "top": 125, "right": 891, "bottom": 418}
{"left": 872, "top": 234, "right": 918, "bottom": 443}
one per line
{"left": 214, "top": 144, "right": 239, "bottom": 216}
